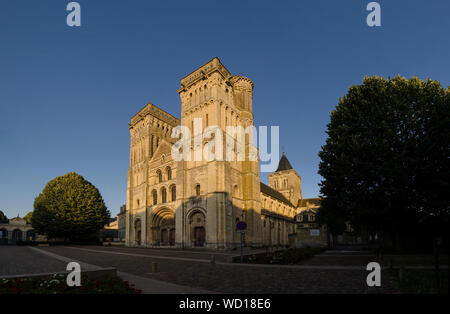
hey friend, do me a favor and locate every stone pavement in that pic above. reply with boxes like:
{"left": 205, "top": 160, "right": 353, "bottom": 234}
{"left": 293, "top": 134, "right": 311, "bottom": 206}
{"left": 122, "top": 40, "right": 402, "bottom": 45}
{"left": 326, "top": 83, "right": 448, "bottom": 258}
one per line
{"left": 0, "top": 245, "right": 67, "bottom": 276}
{"left": 34, "top": 246, "right": 399, "bottom": 293}
{"left": 28, "top": 246, "right": 213, "bottom": 294}
{"left": 117, "top": 271, "right": 214, "bottom": 294}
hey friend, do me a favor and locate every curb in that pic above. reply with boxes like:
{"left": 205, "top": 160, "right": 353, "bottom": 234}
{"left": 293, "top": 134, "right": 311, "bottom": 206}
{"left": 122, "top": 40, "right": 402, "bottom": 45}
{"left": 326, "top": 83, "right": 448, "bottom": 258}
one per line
{"left": 0, "top": 267, "right": 117, "bottom": 280}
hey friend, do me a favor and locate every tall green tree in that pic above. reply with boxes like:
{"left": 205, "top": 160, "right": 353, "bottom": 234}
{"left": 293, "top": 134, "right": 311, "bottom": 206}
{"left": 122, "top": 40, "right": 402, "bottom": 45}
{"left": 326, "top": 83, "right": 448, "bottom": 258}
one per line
{"left": 0, "top": 210, "right": 7, "bottom": 223}
{"left": 318, "top": 76, "right": 449, "bottom": 248}
{"left": 32, "top": 172, "right": 110, "bottom": 241}
{"left": 24, "top": 211, "right": 33, "bottom": 224}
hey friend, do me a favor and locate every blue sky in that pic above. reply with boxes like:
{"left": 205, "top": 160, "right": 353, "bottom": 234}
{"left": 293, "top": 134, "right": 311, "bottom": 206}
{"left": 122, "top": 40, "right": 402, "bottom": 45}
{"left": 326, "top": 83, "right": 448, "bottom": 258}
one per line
{"left": 1, "top": 0, "right": 449, "bottom": 218}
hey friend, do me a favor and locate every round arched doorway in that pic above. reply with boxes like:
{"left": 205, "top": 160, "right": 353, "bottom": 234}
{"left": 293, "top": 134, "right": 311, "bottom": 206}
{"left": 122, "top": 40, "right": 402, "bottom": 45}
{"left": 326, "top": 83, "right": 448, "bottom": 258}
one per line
{"left": 151, "top": 208, "right": 175, "bottom": 246}
{"left": 188, "top": 210, "right": 206, "bottom": 247}
{"left": 134, "top": 219, "right": 142, "bottom": 245}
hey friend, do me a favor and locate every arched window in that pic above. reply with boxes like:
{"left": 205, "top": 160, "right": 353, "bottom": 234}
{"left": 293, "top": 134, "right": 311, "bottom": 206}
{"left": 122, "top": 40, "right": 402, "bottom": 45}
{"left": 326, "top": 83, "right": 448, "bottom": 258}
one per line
{"left": 157, "top": 170, "right": 162, "bottom": 183}
{"left": 303, "top": 214, "right": 308, "bottom": 222}
{"left": 0, "top": 229, "right": 8, "bottom": 241}
{"left": 152, "top": 190, "right": 157, "bottom": 205}
{"left": 195, "top": 184, "right": 201, "bottom": 197}
{"left": 171, "top": 185, "right": 176, "bottom": 202}
{"left": 167, "top": 167, "right": 172, "bottom": 180}
{"left": 162, "top": 188, "right": 167, "bottom": 203}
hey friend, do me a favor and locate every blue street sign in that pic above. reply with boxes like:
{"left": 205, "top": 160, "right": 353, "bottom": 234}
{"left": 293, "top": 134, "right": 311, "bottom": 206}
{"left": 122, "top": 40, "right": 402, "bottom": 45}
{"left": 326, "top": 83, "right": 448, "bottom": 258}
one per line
{"left": 236, "top": 221, "right": 247, "bottom": 231}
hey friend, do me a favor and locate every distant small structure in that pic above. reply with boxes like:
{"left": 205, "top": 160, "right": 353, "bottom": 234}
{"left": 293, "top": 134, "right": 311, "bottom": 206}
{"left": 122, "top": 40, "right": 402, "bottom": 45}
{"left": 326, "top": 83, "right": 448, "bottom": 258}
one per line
{"left": 117, "top": 205, "right": 126, "bottom": 241}
{"left": 0, "top": 215, "right": 44, "bottom": 244}
{"left": 105, "top": 218, "right": 118, "bottom": 230}
{"left": 99, "top": 205, "right": 126, "bottom": 243}
{"left": 289, "top": 199, "right": 328, "bottom": 248}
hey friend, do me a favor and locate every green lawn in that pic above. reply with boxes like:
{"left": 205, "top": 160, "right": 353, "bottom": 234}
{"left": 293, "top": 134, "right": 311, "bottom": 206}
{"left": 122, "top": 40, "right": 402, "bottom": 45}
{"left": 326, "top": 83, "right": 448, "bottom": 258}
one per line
{"left": 0, "top": 273, "right": 141, "bottom": 294}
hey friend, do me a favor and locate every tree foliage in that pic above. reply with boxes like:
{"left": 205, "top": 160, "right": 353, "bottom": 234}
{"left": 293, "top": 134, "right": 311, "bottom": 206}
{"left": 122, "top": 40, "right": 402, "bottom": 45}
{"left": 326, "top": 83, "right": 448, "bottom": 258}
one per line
{"left": 0, "top": 210, "right": 7, "bottom": 223}
{"left": 32, "top": 172, "right": 110, "bottom": 241}
{"left": 24, "top": 211, "right": 33, "bottom": 224}
{"left": 318, "top": 76, "right": 449, "bottom": 245}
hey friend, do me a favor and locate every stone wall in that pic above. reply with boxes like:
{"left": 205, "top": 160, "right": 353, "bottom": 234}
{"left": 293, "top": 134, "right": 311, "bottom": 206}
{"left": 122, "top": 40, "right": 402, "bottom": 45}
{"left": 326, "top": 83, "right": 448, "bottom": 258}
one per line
{"left": 289, "top": 225, "right": 328, "bottom": 248}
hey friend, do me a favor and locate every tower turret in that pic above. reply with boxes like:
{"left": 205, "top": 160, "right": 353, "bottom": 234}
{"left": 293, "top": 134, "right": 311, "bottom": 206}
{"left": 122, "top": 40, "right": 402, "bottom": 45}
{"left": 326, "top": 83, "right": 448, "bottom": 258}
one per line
{"left": 268, "top": 153, "right": 302, "bottom": 206}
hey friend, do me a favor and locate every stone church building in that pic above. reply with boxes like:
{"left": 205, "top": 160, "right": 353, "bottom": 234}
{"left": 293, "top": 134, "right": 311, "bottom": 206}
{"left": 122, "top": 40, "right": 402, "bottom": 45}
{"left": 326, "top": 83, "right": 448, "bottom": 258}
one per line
{"left": 125, "top": 58, "right": 320, "bottom": 249}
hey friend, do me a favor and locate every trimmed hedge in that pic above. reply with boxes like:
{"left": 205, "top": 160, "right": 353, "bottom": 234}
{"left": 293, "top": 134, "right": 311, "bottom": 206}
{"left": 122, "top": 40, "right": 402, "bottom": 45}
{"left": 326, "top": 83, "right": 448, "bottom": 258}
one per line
{"left": 0, "top": 274, "right": 141, "bottom": 294}
{"left": 233, "top": 247, "right": 326, "bottom": 264}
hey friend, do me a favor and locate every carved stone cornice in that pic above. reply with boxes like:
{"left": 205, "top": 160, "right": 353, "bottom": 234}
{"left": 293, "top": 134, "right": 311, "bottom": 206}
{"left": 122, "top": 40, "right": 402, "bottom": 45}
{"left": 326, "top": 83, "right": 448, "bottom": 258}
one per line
{"left": 230, "top": 75, "right": 254, "bottom": 91}
{"left": 178, "top": 57, "right": 232, "bottom": 93}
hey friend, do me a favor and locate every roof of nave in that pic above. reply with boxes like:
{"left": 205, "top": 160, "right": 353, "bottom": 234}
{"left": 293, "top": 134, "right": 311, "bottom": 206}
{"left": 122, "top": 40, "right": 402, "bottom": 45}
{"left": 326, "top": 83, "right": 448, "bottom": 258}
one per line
{"left": 260, "top": 182, "right": 294, "bottom": 207}
{"left": 298, "top": 198, "right": 321, "bottom": 208}
{"left": 275, "top": 152, "right": 294, "bottom": 172}
{"left": 296, "top": 208, "right": 318, "bottom": 216}
{"left": 130, "top": 103, "right": 180, "bottom": 128}
{"left": 150, "top": 138, "right": 176, "bottom": 163}
{"left": 261, "top": 209, "right": 295, "bottom": 222}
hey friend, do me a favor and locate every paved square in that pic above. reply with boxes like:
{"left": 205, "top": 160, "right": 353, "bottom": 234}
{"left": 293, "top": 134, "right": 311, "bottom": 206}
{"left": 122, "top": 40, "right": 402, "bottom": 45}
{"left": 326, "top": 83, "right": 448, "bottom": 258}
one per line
{"left": 0, "top": 245, "right": 398, "bottom": 293}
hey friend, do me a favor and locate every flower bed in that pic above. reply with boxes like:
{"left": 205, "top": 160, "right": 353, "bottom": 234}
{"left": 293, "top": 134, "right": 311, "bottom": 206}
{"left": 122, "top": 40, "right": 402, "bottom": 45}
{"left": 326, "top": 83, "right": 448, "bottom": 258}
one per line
{"left": 0, "top": 273, "right": 141, "bottom": 294}
{"left": 234, "top": 247, "right": 325, "bottom": 264}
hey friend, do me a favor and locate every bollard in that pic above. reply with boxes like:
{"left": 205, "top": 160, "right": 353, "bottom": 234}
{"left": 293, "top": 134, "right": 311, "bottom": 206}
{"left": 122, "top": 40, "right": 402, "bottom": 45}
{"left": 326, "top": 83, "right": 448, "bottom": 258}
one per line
{"left": 152, "top": 262, "right": 157, "bottom": 273}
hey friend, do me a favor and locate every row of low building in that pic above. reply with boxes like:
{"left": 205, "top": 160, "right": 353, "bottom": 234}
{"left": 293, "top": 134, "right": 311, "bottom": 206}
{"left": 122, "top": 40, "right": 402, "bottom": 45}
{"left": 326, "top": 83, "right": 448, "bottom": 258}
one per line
{"left": 0, "top": 216, "right": 41, "bottom": 244}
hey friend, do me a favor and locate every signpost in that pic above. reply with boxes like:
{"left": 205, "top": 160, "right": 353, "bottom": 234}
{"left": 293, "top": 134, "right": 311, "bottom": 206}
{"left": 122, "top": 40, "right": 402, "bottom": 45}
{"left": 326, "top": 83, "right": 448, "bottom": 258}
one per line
{"left": 236, "top": 221, "right": 247, "bottom": 263}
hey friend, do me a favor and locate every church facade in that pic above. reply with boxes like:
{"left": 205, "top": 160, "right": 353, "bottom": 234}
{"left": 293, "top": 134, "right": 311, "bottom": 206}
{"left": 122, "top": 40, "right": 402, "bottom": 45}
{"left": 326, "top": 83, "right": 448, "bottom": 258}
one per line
{"left": 125, "top": 58, "right": 319, "bottom": 249}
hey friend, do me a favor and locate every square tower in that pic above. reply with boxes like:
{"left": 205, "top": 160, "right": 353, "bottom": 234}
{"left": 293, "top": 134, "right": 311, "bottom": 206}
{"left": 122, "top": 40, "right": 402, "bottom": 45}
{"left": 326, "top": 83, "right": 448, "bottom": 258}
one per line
{"left": 125, "top": 104, "right": 180, "bottom": 247}
{"left": 174, "top": 57, "right": 262, "bottom": 248}
{"left": 268, "top": 153, "right": 302, "bottom": 207}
